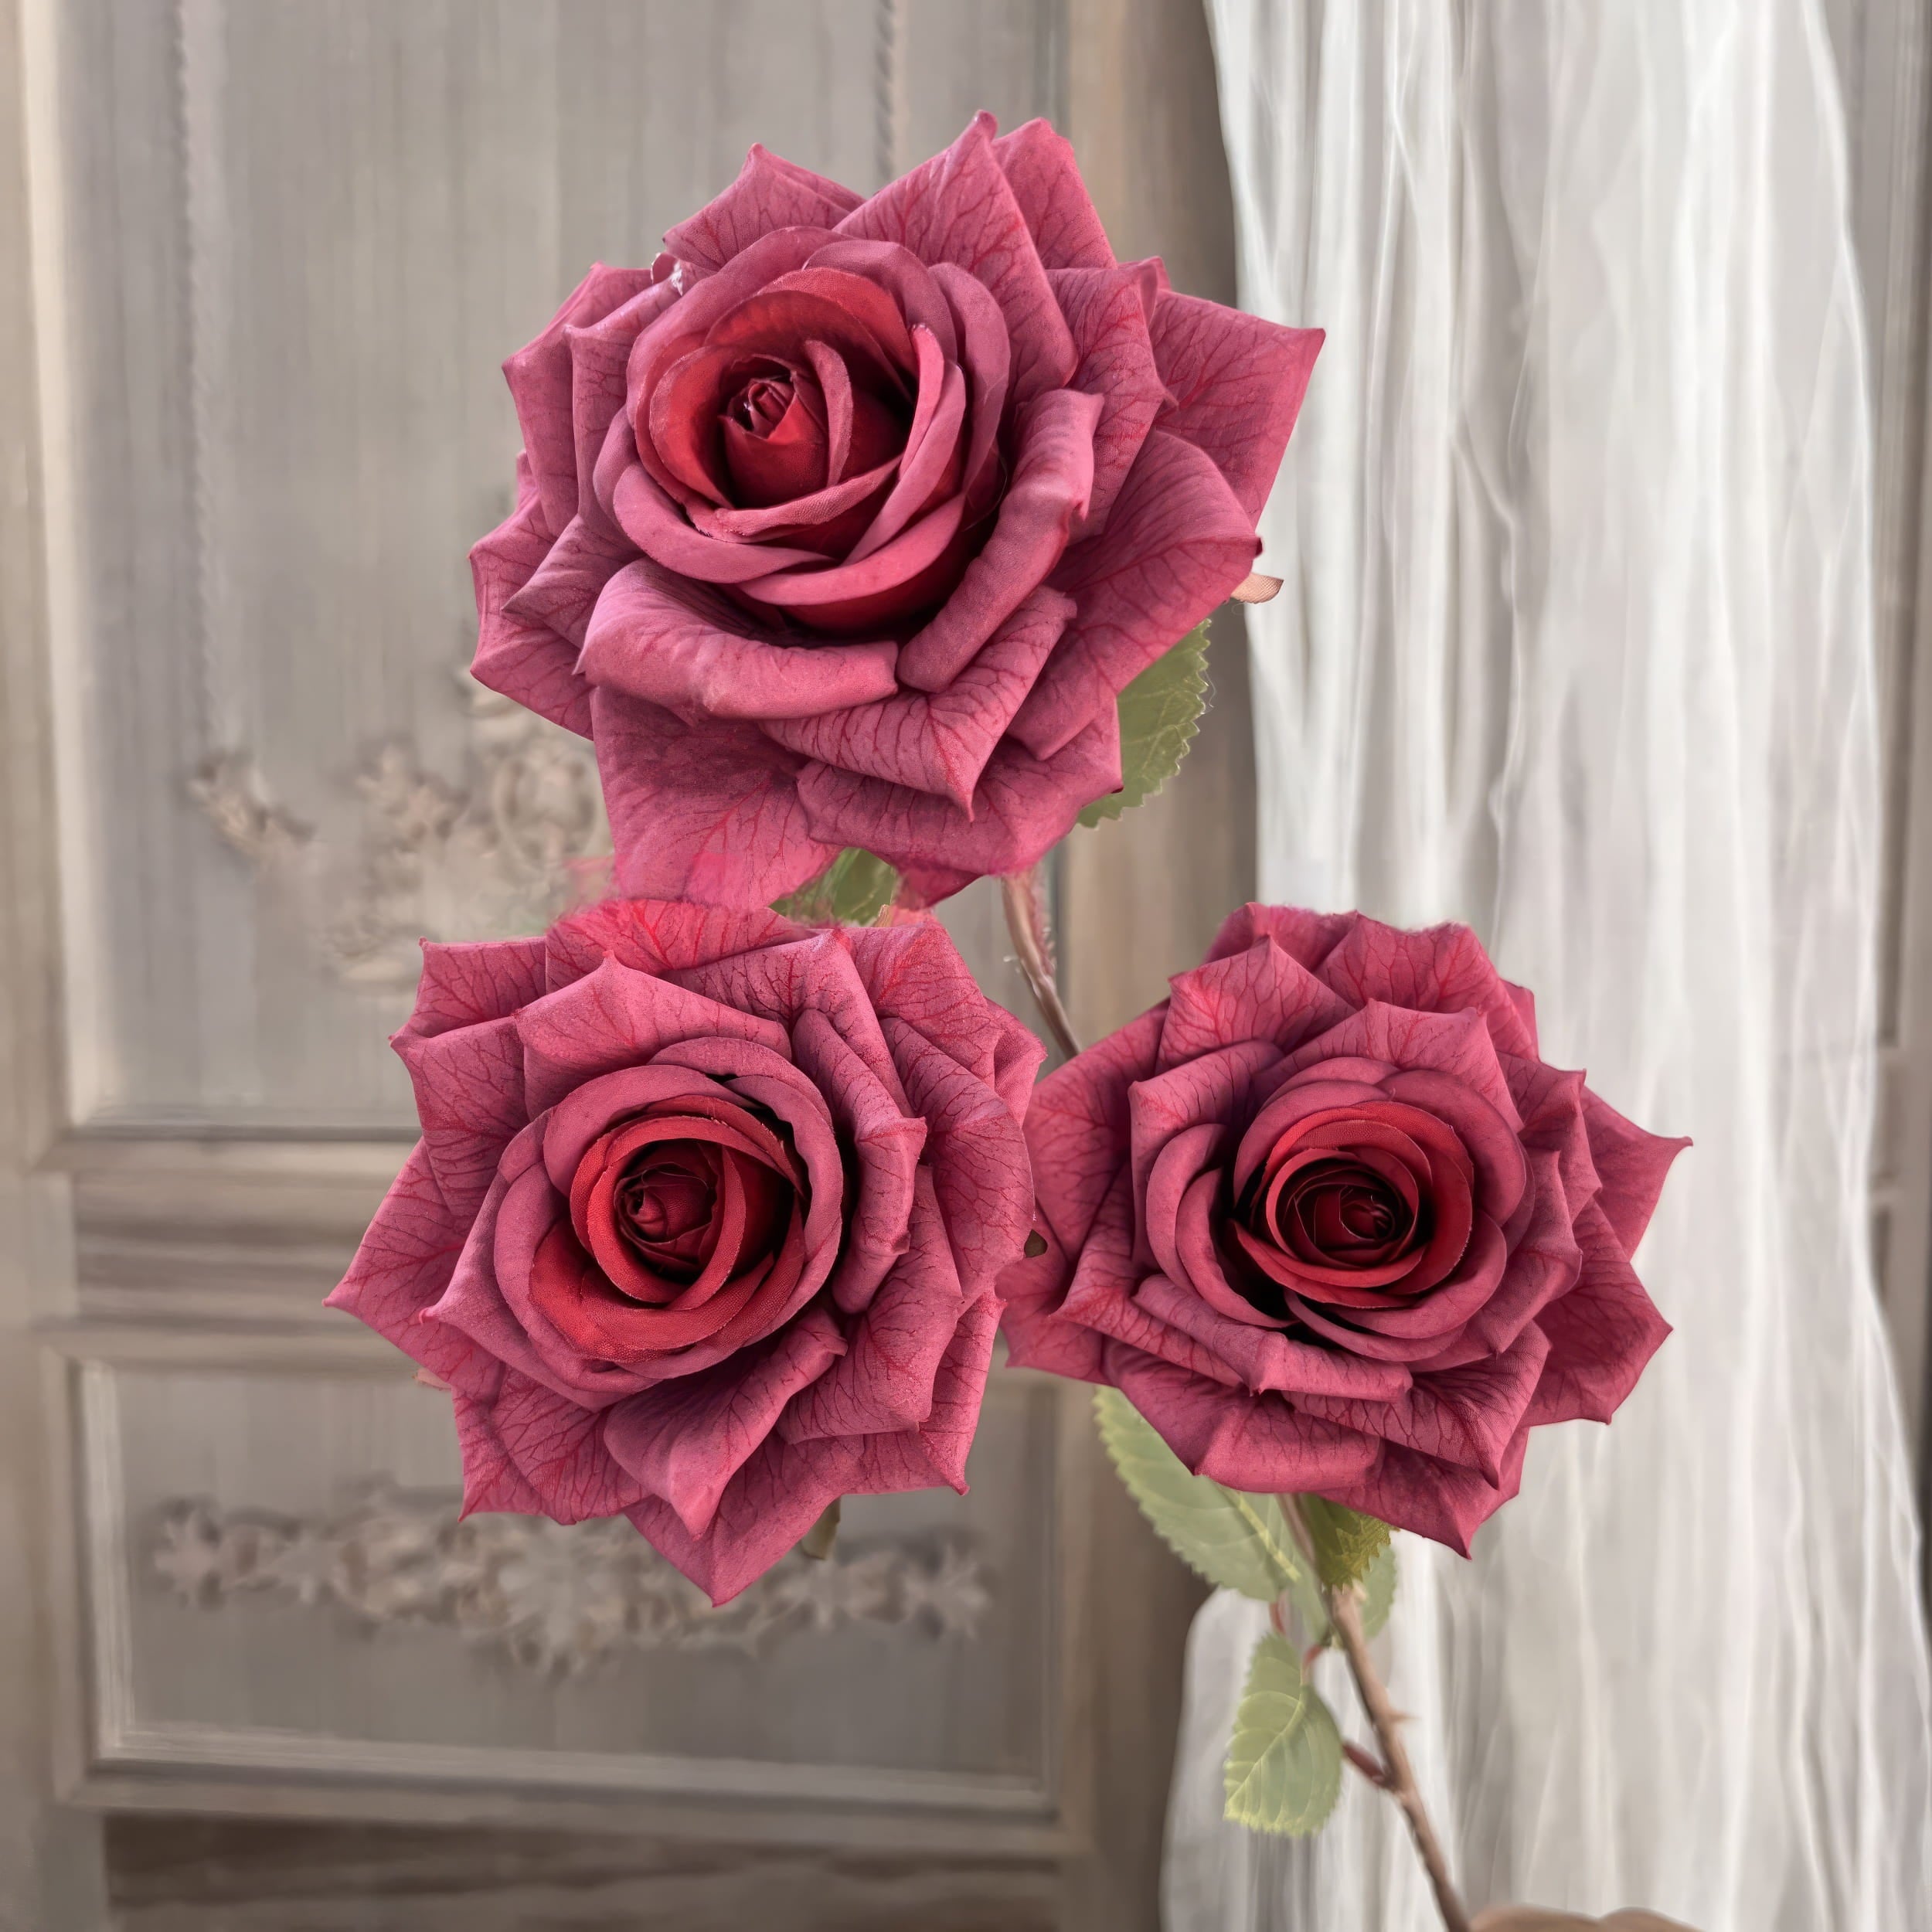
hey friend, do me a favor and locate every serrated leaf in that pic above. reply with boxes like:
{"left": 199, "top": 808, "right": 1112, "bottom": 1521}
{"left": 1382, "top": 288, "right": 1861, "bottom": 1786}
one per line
{"left": 1358, "top": 1539, "right": 1396, "bottom": 1639}
{"left": 1223, "top": 1634, "right": 1345, "bottom": 1836}
{"left": 1077, "top": 623, "right": 1210, "bottom": 828}
{"left": 1095, "top": 1388, "right": 1303, "bottom": 1601}
{"left": 773, "top": 848, "right": 899, "bottom": 925}
{"left": 1298, "top": 1495, "right": 1392, "bottom": 1591}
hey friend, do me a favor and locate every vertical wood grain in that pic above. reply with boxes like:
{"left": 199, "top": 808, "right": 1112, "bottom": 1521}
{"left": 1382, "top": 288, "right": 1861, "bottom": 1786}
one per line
{"left": 1, "top": 0, "right": 110, "bottom": 1918}
{"left": 1060, "top": 0, "right": 1257, "bottom": 1044}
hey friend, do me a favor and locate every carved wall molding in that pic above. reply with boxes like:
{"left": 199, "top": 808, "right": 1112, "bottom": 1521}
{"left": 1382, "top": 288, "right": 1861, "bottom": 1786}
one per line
{"left": 150, "top": 1481, "right": 991, "bottom": 1676}
{"left": 189, "top": 670, "right": 611, "bottom": 992}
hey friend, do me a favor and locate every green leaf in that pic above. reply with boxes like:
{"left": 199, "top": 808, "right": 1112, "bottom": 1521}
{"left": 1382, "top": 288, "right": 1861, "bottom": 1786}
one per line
{"left": 1077, "top": 623, "right": 1210, "bottom": 829}
{"left": 1298, "top": 1495, "right": 1393, "bottom": 1591}
{"left": 1223, "top": 1634, "right": 1345, "bottom": 1836}
{"left": 1358, "top": 1539, "right": 1397, "bottom": 1639}
{"left": 773, "top": 848, "right": 899, "bottom": 925}
{"left": 1095, "top": 1388, "right": 1303, "bottom": 1601}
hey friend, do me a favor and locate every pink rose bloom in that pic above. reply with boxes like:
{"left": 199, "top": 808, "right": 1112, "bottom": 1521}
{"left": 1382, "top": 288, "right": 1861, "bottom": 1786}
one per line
{"left": 328, "top": 900, "right": 1042, "bottom": 1602}
{"left": 471, "top": 113, "right": 1320, "bottom": 906}
{"left": 998, "top": 906, "right": 1688, "bottom": 1549}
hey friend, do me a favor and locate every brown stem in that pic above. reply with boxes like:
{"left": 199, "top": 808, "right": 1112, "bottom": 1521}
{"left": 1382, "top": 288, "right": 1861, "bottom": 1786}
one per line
{"left": 1281, "top": 1498, "right": 1471, "bottom": 1932}
{"left": 1000, "top": 867, "right": 1082, "bottom": 1061}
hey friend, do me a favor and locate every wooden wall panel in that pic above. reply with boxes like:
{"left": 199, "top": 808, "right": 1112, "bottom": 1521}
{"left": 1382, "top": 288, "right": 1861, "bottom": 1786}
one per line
{"left": 1061, "top": 0, "right": 1259, "bottom": 1043}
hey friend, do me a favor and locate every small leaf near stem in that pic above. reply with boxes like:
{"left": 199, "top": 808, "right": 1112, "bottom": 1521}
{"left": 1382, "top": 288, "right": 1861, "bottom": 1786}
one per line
{"left": 1077, "top": 624, "right": 1210, "bottom": 829}
{"left": 1000, "top": 865, "right": 1081, "bottom": 1061}
{"left": 798, "top": 1498, "right": 841, "bottom": 1561}
{"left": 1223, "top": 1634, "right": 1345, "bottom": 1835}
{"left": 774, "top": 849, "right": 899, "bottom": 924}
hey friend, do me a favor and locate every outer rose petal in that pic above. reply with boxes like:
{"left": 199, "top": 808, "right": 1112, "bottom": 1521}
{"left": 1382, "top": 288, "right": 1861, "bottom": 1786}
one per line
{"left": 993, "top": 119, "right": 1115, "bottom": 270}
{"left": 471, "top": 473, "right": 593, "bottom": 737}
{"left": 1524, "top": 1202, "right": 1673, "bottom": 1426}
{"left": 1316, "top": 917, "right": 1539, "bottom": 1061}
{"left": 837, "top": 111, "right": 1077, "bottom": 409}
{"left": 1008, "top": 430, "right": 1260, "bottom": 760}
{"left": 580, "top": 560, "right": 900, "bottom": 722}
{"left": 594, "top": 686, "right": 838, "bottom": 907}
{"left": 665, "top": 145, "right": 863, "bottom": 275}
{"left": 544, "top": 896, "right": 806, "bottom": 987}
{"left": 505, "top": 261, "right": 660, "bottom": 531}
{"left": 1207, "top": 903, "right": 1358, "bottom": 971}
{"left": 893, "top": 388, "right": 1104, "bottom": 694}
{"left": 1148, "top": 290, "right": 1322, "bottom": 520}
{"left": 795, "top": 699, "right": 1121, "bottom": 903}
{"left": 1315, "top": 1426, "right": 1533, "bottom": 1557}
{"left": 324, "top": 1145, "right": 505, "bottom": 1400}
{"left": 1156, "top": 937, "right": 1355, "bottom": 1069}
{"left": 1026, "top": 1003, "right": 1166, "bottom": 1252}
{"left": 402, "top": 937, "right": 549, "bottom": 1039}
{"left": 1049, "top": 264, "right": 1165, "bottom": 534}
{"left": 626, "top": 1434, "right": 861, "bottom": 1604}
{"left": 602, "top": 1306, "right": 846, "bottom": 1537}
{"left": 1581, "top": 1091, "right": 1691, "bottom": 1253}
{"left": 764, "top": 587, "right": 1071, "bottom": 808}
{"left": 484, "top": 1372, "right": 645, "bottom": 1524}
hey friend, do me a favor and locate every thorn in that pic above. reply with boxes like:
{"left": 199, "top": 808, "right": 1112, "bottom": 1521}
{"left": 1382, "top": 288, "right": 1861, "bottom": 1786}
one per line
{"left": 1268, "top": 1597, "right": 1287, "bottom": 1635}
{"left": 1301, "top": 1641, "right": 1324, "bottom": 1677}
{"left": 413, "top": 1369, "right": 452, "bottom": 1393}
{"left": 798, "top": 1497, "right": 842, "bottom": 1561}
{"left": 1231, "top": 571, "right": 1282, "bottom": 604}
{"left": 1342, "top": 1742, "right": 1393, "bottom": 1788}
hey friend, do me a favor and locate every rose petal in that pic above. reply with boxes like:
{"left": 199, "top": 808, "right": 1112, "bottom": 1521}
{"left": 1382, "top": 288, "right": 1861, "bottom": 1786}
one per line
{"left": 324, "top": 1144, "right": 506, "bottom": 1400}
{"left": 780, "top": 1168, "right": 964, "bottom": 1440}
{"left": 665, "top": 146, "right": 863, "bottom": 276}
{"left": 1148, "top": 289, "right": 1321, "bottom": 520}
{"left": 611, "top": 455, "right": 831, "bottom": 582}
{"left": 1317, "top": 917, "right": 1540, "bottom": 1061}
{"left": 603, "top": 1304, "right": 846, "bottom": 1536}
{"left": 1158, "top": 937, "right": 1356, "bottom": 1070}
{"left": 1023, "top": 1002, "right": 1165, "bottom": 1253}
{"left": 472, "top": 1370, "right": 643, "bottom": 1524}
{"left": 893, "top": 387, "right": 1102, "bottom": 692}
{"left": 470, "top": 472, "right": 592, "bottom": 737}
{"left": 581, "top": 559, "right": 899, "bottom": 723}
{"left": 804, "top": 238, "right": 959, "bottom": 359}
{"left": 1049, "top": 264, "right": 1165, "bottom": 534}
{"left": 836, "top": 111, "right": 1077, "bottom": 408}
{"left": 797, "top": 696, "right": 1122, "bottom": 901}
{"left": 1523, "top": 1200, "right": 1672, "bottom": 1425}
{"left": 1296, "top": 1325, "right": 1550, "bottom": 1485}
{"left": 505, "top": 261, "right": 662, "bottom": 530}
{"left": 764, "top": 587, "right": 1071, "bottom": 808}
{"left": 992, "top": 118, "right": 1115, "bottom": 270}
{"left": 515, "top": 957, "right": 789, "bottom": 1115}
{"left": 403, "top": 937, "right": 549, "bottom": 1039}
{"left": 1007, "top": 430, "right": 1259, "bottom": 760}
{"left": 1581, "top": 1092, "right": 1690, "bottom": 1255}
{"left": 593, "top": 686, "right": 838, "bottom": 907}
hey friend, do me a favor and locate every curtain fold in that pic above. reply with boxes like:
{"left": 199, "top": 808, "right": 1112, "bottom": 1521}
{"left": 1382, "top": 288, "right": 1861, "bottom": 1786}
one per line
{"left": 1172, "top": 4, "right": 1932, "bottom": 1926}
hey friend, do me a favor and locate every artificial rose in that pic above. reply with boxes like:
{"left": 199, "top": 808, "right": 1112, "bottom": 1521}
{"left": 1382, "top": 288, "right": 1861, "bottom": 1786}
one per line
{"left": 471, "top": 112, "right": 1321, "bottom": 906}
{"left": 328, "top": 900, "right": 1043, "bottom": 1602}
{"left": 998, "top": 905, "right": 1688, "bottom": 1549}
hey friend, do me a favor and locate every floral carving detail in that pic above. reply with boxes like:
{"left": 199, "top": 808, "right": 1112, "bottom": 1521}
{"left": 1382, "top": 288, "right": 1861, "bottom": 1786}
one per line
{"left": 149, "top": 1481, "right": 989, "bottom": 1675}
{"left": 189, "top": 673, "right": 613, "bottom": 992}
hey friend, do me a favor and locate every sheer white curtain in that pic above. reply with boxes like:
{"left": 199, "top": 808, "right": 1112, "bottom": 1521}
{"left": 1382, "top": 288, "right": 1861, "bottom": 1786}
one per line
{"left": 1168, "top": 5, "right": 1932, "bottom": 1928}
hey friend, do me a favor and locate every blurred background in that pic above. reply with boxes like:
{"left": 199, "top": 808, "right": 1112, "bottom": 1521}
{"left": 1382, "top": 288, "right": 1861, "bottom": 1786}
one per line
{"left": 2, "top": 3, "right": 1930, "bottom": 1930}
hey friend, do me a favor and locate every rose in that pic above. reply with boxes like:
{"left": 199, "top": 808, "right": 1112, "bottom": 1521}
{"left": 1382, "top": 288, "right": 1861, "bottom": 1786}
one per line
{"left": 998, "top": 905, "right": 1687, "bottom": 1548}
{"left": 471, "top": 112, "right": 1321, "bottom": 907}
{"left": 327, "top": 899, "right": 1043, "bottom": 1602}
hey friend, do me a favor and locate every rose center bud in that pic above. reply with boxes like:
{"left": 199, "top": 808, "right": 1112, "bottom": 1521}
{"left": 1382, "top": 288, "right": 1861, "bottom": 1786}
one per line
{"left": 1274, "top": 1158, "right": 1420, "bottom": 1264}
{"left": 614, "top": 1151, "right": 720, "bottom": 1276}
{"left": 731, "top": 376, "right": 794, "bottom": 438}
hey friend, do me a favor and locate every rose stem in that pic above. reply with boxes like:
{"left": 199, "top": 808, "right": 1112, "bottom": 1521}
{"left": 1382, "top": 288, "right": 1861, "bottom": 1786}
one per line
{"left": 1281, "top": 1498, "right": 1473, "bottom": 1932}
{"left": 999, "top": 866, "right": 1082, "bottom": 1060}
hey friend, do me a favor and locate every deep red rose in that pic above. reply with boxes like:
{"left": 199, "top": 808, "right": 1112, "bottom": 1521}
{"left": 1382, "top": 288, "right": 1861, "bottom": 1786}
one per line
{"left": 998, "top": 905, "right": 1689, "bottom": 1550}
{"left": 471, "top": 113, "right": 1320, "bottom": 906}
{"left": 328, "top": 900, "right": 1043, "bottom": 1603}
